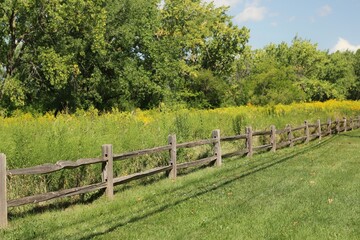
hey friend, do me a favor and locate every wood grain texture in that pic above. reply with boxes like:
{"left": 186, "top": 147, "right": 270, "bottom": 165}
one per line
{"left": 270, "top": 125, "right": 276, "bottom": 152}
{"left": 113, "top": 145, "right": 172, "bottom": 161}
{"left": 246, "top": 127, "right": 253, "bottom": 157}
{"left": 220, "top": 134, "right": 247, "bottom": 141}
{"left": 252, "top": 130, "right": 271, "bottom": 136}
{"left": 0, "top": 154, "right": 7, "bottom": 228}
{"left": 253, "top": 144, "right": 272, "bottom": 151}
{"left": 113, "top": 166, "right": 172, "bottom": 185}
{"left": 212, "top": 129, "right": 222, "bottom": 167}
{"left": 176, "top": 156, "right": 217, "bottom": 170}
{"left": 168, "top": 135, "right": 177, "bottom": 179}
{"left": 222, "top": 149, "right": 248, "bottom": 159}
{"left": 176, "top": 139, "right": 217, "bottom": 149}
{"left": 8, "top": 182, "right": 107, "bottom": 208}
{"left": 291, "top": 125, "right": 305, "bottom": 131}
{"left": 102, "top": 144, "right": 114, "bottom": 200}
{"left": 7, "top": 158, "right": 104, "bottom": 176}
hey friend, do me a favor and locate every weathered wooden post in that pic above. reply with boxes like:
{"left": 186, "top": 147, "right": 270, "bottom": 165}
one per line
{"left": 335, "top": 119, "right": 340, "bottom": 133}
{"left": 343, "top": 117, "right": 347, "bottom": 132}
{"left": 327, "top": 119, "right": 332, "bottom": 136}
{"left": 102, "top": 144, "right": 114, "bottom": 200}
{"left": 246, "top": 127, "right": 253, "bottom": 157}
{"left": 168, "top": 134, "right": 177, "bottom": 179}
{"left": 317, "top": 119, "right": 322, "bottom": 140}
{"left": 212, "top": 129, "right": 222, "bottom": 167}
{"left": 350, "top": 118, "right": 354, "bottom": 131}
{"left": 304, "top": 120, "right": 310, "bottom": 143}
{"left": 287, "top": 124, "right": 294, "bottom": 147}
{"left": 270, "top": 125, "right": 276, "bottom": 152}
{"left": 0, "top": 154, "right": 7, "bottom": 228}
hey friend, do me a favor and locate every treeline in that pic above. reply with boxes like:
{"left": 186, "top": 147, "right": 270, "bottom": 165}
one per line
{"left": 0, "top": 0, "right": 359, "bottom": 115}
{"left": 235, "top": 38, "right": 360, "bottom": 106}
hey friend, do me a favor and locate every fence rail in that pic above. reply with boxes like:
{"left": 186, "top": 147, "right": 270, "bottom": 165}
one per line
{"left": 1, "top": 116, "right": 360, "bottom": 228}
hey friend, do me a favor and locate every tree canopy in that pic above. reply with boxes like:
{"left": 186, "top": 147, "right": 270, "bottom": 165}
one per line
{"left": 0, "top": 0, "right": 359, "bottom": 115}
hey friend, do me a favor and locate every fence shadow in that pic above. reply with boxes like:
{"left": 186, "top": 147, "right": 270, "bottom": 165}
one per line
{"left": 78, "top": 137, "right": 335, "bottom": 240}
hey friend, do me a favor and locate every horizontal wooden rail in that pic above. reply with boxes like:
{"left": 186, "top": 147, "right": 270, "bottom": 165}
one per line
{"left": 7, "top": 158, "right": 103, "bottom": 176}
{"left": 222, "top": 149, "right": 248, "bottom": 159}
{"left": 8, "top": 182, "right": 107, "bottom": 208}
{"left": 293, "top": 136, "right": 306, "bottom": 143}
{"left": 113, "top": 166, "right": 172, "bottom": 185}
{"left": 253, "top": 144, "right": 272, "bottom": 151}
{"left": 113, "top": 145, "right": 172, "bottom": 161}
{"left": 277, "top": 141, "right": 291, "bottom": 149}
{"left": 176, "top": 139, "right": 217, "bottom": 149}
{"left": 176, "top": 156, "right": 217, "bottom": 169}
{"left": 276, "top": 129, "right": 288, "bottom": 134}
{"left": 220, "top": 134, "right": 247, "bottom": 141}
{"left": 291, "top": 126, "right": 305, "bottom": 131}
{"left": 252, "top": 130, "right": 271, "bottom": 136}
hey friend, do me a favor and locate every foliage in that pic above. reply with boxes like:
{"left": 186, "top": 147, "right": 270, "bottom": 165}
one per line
{"left": 233, "top": 37, "right": 360, "bottom": 105}
{"left": 1, "top": 100, "right": 360, "bottom": 205}
{"left": 0, "top": 0, "right": 250, "bottom": 113}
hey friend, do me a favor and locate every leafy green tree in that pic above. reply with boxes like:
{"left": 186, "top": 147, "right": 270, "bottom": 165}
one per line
{"left": 322, "top": 51, "right": 356, "bottom": 99}
{"left": 0, "top": 0, "right": 108, "bottom": 113}
{"left": 349, "top": 49, "right": 360, "bottom": 99}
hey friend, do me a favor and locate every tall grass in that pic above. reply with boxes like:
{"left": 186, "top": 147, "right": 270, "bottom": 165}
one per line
{"left": 1, "top": 100, "right": 360, "bottom": 210}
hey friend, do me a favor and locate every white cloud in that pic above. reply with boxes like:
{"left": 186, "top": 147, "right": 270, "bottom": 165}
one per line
{"left": 318, "top": 4, "right": 332, "bottom": 17}
{"left": 331, "top": 38, "right": 360, "bottom": 53}
{"left": 235, "top": 0, "right": 267, "bottom": 22}
{"left": 203, "top": 0, "right": 243, "bottom": 8}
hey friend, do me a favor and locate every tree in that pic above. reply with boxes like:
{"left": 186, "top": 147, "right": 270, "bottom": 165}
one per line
{"left": 0, "top": 0, "right": 108, "bottom": 113}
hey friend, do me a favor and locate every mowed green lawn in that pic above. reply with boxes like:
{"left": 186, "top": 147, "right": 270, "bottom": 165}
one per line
{"left": 2, "top": 130, "right": 360, "bottom": 240}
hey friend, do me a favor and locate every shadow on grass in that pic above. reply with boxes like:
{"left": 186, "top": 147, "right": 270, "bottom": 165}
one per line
{"left": 337, "top": 133, "right": 360, "bottom": 138}
{"left": 78, "top": 136, "right": 336, "bottom": 240}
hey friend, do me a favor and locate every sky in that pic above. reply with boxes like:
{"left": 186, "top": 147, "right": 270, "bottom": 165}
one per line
{"left": 204, "top": 0, "right": 360, "bottom": 52}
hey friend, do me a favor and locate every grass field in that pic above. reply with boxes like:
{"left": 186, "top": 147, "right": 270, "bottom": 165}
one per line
{"left": 1, "top": 129, "right": 360, "bottom": 239}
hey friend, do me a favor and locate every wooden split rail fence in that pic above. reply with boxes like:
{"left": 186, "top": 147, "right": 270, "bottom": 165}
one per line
{"left": 1, "top": 116, "right": 360, "bottom": 228}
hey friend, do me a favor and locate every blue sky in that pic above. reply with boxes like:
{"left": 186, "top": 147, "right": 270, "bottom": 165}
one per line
{"left": 204, "top": 0, "right": 360, "bottom": 52}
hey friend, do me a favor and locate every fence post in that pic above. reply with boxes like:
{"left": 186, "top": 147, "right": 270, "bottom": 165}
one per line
{"left": 336, "top": 119, "right": 340, "bottom": 133}
{"left": 168, "top": 134, "right": 177, "bottom": 179}
{"left": 270, "top": 125, "right": 276, "bottom": 152}
{"left": 102, "top": 144, "right": 114, "bottom": 200}
{"left": 212, "top": 129, "right": 222, "bottom": 167}
{"left": 0, "top": 154, "right": 7, "bottom": 228}
{"left": 350, "top": 118, "right": 354, "bottom": 131}
{"left": 304, "top": 121, "right": 310, "bottom": 143}
{"left": 287, "top": 124, "right": 294, "bottom": 147}
{"left": 246, "top": 127, "right": 253, "bottom": 157}
{"left": 327, "top": 119, "right": 332, "bottom": 135}
{"left": 343, "top": 117, "right": 347, "bottom": 132}
{"left": 317, "top": 119, "right": 322, "bottom": 140}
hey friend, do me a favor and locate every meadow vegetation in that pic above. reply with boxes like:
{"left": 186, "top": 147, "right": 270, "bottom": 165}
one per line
{"left": 1, "top": 100, "right": 360, "bottom": 214}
